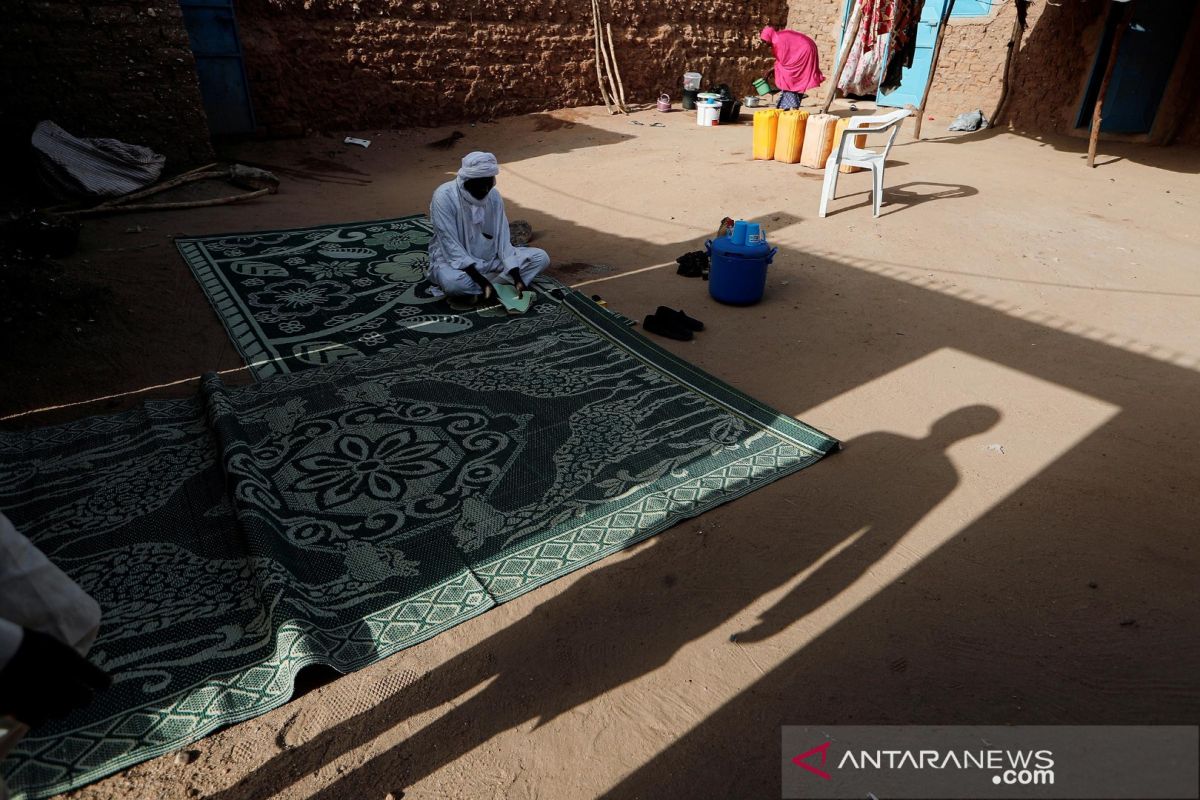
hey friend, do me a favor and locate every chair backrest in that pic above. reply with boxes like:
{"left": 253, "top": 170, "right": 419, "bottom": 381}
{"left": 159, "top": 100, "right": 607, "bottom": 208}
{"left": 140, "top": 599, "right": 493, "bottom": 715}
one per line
{"left": 833, "top": 108, "right": 911, "bottom": 163}
{"left": 847, "top": 108, "right": 912, "bottom": 131}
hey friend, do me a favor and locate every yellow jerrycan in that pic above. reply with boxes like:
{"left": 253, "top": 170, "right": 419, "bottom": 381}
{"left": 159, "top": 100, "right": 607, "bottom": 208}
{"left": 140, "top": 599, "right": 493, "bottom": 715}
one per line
{"left": 752, "top": 109, "right": 781, "bottom": 160}
{"left": 773, "top": 110, "right": 809, "bottom": 164}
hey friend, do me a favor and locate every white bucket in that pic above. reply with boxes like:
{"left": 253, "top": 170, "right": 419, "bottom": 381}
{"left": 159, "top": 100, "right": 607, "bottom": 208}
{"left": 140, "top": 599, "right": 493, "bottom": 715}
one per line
{"left": 696, "top": 100, "right": 721, "bottom": 127}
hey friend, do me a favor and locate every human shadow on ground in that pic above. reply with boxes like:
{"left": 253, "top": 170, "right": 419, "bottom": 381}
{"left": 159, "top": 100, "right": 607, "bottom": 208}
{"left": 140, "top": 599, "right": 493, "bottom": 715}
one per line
{"left": 206, "top": 407, "right": 1000, "bottom": 800}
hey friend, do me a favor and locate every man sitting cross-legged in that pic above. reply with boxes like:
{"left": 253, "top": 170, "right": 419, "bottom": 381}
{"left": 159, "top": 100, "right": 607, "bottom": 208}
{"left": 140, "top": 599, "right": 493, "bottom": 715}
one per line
{"left": 427, "top": 151, "right": 549, "bottom": 310}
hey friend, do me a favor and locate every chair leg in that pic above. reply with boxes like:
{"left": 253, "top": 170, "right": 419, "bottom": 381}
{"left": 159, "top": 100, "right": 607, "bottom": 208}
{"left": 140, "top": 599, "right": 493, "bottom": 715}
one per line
{"left": 819, "top": 161, "right": 838, "bottom": 218}
{"left": 871, "top": 162, "right": 885, "bottom": 218}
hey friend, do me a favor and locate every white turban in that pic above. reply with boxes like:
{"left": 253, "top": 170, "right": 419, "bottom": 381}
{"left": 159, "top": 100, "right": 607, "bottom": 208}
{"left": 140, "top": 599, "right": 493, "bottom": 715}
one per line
{"left": 458, "top": 151, "right": 499, "bottom": 180}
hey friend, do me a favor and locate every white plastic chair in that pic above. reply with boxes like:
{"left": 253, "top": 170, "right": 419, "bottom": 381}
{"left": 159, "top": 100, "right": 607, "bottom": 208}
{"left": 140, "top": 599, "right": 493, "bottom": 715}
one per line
{"left": 818, "top": 108, "right": 911, "bottom": 219}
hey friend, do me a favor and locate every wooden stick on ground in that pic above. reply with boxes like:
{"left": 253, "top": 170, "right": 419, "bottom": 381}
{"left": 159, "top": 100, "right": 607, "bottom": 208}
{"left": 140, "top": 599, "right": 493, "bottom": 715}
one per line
{"left": 39, "top": 162, "right": 221, "bottom": 215}
{"left": 1088, "top": 0, "right": 1135, "bottom": 167}
{"left": 94, "top": 169, "right": 226, "bottom": 209}
{"left": 913, "top": 0, "right": 956, "bottom": 139}
{"left": 590, "top": 0, "right": 614, "bottom": 113}
{"left": 606, "top": 22, "right": 628, "bottom": 110}
{"left": 64, "top": 188, "right": 271, "bottom": 217}
{"left": 173, "top": 161, "right": 221, "bottom": 181}
{"left": 822, "top": 1, "right": 864, "bottom": 114}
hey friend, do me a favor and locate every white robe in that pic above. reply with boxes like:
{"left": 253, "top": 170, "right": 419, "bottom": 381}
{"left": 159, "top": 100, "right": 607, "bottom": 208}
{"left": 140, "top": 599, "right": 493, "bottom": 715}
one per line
{"left": 427, "top": 179, "right": 548, "bottom": 296}
{"left": 0, "top": 511, "right": 102, "bottom": 787}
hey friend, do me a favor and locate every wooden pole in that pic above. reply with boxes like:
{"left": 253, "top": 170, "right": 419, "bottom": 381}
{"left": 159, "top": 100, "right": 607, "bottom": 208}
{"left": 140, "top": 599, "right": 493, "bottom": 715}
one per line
{"left": 65, "top": 188, "right": 271, "bottom": 217}
{"left": 1088, "top": 0, "right": 1135, "bottom": 167}
{"left": 913, "top": 0, "right": 956, "bottom": 139}
{"left": 594, "top": 0, "right": 626, "bottom": 113}
{"left": 991, "top": 2, "right": 1027, "bottom": 125}
{"left": 590, "top": 0, "right": 614, "bottom": 114}
{"left": 93, "top": 169, "right": 226, "bottom": 209}
{"left": 821, "top": 1, "right": 864, "bottom": 114}
{"left": 606, "top": 22, "right": 628, "bottom": 109}
{"left": 38, "top": 162, "right": 220, "bottom": 215}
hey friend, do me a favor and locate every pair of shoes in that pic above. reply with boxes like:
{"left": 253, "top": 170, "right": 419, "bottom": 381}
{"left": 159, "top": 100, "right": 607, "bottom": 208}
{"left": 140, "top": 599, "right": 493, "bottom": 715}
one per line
{"left": 642, "top": 306, "right": 705, "bottom": 341}
{"left": 676, "top": 250, "right": 708, "bottom": 278}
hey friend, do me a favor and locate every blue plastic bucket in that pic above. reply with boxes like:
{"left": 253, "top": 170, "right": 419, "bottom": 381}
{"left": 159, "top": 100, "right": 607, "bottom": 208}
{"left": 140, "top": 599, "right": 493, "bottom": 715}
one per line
{"left": 706, "top": 237, "right": 777, "bottom": 305}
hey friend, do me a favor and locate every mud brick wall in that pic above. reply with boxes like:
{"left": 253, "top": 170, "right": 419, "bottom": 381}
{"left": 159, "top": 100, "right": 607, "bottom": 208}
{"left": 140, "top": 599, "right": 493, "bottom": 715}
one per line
{"left": 235, "top": 0, "right": 789, "bottom": 134}
{"left": 1171, "top": 47, "right": 1200, "bottom": 145}
{"left": 923, "top": 7, "right": 1014, "bottom": 123}
{"left": 0, "top": 0, "right": 214, "bottom": 177}
{"left": 1003, "top": 0, "right": 1104, "bottom": 135}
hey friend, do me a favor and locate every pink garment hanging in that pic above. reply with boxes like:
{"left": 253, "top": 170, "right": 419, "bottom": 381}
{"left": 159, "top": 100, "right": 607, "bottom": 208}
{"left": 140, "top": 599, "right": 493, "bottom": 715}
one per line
{"left": 760, "top": 26, "right": 826, "bottom": 93}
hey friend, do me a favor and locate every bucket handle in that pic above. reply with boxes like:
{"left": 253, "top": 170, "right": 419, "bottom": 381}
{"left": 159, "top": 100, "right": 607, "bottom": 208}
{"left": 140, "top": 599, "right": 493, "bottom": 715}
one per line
{"left": 659, "top": 93, "right": 671, "bottom": 102}
{"left": 705, "top": 240, "right": 778, "bottom": 263}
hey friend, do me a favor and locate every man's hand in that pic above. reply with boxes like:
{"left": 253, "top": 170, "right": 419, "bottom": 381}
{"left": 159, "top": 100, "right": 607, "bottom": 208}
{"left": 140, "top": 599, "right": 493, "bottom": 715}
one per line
{"left": 464, "top": 264, "right": 495, "bottom": 300}
{"left": 0, "top": 629, "right": 111, "bottom": 727}
{"left": 507, "top": 267, "right": 526, "bottom": 298}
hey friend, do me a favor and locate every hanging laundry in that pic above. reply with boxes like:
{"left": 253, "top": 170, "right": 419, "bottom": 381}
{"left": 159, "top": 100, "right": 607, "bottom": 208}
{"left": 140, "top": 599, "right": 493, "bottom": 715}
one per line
{"left": 837, "top": 0, "right": 921, "bottom": 97}
{"left": 840, "top": 34, "right": 886, "bottom": 96}
{"left": 880, "top": 0, "right": 921, "bottom": 94}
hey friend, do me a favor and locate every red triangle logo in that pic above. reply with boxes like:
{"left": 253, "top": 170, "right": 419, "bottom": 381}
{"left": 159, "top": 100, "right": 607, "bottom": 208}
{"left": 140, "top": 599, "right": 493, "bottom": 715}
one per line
{"left": 792, "top": 741, "right": 833, "bottom": 780}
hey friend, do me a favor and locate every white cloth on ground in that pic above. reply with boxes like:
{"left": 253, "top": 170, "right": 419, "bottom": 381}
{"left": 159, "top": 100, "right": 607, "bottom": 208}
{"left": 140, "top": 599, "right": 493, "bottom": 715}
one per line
{"left": 427, "top": 175, "right": 549, "bottom": 297}
{"left": 0, "top": 511, "right": 100, "bottom": 665}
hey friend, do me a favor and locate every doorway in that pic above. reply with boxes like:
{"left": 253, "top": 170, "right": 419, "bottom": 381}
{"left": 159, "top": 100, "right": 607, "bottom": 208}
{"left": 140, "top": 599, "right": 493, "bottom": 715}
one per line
{"left": 179, "top": 0, "right": 256, "bottom": 136}
{"left": 1075, "top": 0, "right": 1197, "bottom": 135}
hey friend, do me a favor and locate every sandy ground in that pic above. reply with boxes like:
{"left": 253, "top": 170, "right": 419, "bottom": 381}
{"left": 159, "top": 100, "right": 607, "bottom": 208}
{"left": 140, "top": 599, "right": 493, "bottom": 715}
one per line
{"left": 3, "top": 103, "right": 1199, "bottom": 800}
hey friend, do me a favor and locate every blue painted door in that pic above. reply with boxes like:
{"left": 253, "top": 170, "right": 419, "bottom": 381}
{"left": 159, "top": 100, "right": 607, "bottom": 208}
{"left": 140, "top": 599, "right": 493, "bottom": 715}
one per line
{"left": 179, "top": 0, "right": 256, "bottom": 135}
{"left": 1076, "top": 0, "right": 1195, "bottom": 134}
{"left": 877, "top": 0, "right": 951, "bottom": 108}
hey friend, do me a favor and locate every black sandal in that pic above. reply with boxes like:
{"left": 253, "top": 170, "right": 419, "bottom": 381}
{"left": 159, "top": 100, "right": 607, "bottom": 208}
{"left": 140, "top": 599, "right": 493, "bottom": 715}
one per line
{"left": 655, "top": 307, "right": 705, "bottom": 332}
{"left": 643, "top": 313, "right": 693, "bottom": 341}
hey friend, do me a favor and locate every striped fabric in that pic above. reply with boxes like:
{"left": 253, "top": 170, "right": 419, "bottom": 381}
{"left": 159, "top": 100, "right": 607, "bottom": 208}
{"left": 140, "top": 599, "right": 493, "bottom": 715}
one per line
{"left": 31, "top": 121, "right": 165, "bottom": 199}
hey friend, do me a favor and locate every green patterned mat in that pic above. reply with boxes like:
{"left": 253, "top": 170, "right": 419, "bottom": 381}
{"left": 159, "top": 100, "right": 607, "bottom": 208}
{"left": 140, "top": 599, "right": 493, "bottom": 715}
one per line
{"left": 177, "top": 215, "right": 633, "bottom": 381}
{"left": 2, "top": 235, "right": 837, "bottom": 800}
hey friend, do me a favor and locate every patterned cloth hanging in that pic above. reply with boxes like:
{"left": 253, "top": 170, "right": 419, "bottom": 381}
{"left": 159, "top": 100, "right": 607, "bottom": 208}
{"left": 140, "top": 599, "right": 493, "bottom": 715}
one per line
{"left": 838, "top": 0, "right": 921, "bottom": 96}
